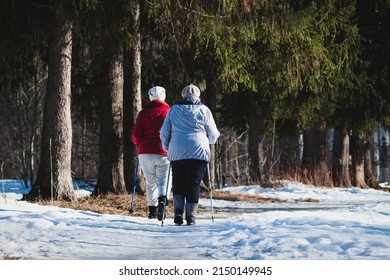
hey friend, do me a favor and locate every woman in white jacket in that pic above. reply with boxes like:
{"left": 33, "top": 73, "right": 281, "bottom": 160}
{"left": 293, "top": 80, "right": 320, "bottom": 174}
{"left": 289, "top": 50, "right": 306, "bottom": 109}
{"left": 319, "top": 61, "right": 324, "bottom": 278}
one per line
{"left": 160, "top": 84, "right": 220, "bottom": 225}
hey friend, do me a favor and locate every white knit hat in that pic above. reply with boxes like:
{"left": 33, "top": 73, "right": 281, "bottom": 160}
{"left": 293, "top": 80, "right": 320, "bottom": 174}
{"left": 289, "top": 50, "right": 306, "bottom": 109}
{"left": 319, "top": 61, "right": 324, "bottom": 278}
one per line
{"left": 181, "top": 84, "right": 201, "bottom": 99}
{"left": 148, "top": 86, "right": 166, "bottom": 101}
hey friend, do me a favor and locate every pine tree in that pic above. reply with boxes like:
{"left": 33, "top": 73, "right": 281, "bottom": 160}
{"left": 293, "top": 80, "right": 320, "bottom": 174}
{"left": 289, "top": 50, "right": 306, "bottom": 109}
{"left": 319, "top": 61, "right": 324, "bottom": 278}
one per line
{"left": 25, "top": 1, "right": 77, "bottom": 201}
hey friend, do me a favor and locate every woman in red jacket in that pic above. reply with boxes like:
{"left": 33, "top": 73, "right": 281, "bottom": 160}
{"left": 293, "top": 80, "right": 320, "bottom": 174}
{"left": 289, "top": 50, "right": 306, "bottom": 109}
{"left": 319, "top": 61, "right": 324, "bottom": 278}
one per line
{"left": 131, "top": 86, "right": 171, "bottom": 220}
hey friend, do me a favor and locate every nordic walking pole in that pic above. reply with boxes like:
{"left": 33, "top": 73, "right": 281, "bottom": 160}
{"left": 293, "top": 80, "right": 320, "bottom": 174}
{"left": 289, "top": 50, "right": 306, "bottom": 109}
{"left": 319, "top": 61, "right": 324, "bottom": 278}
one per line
{"left": 128, "top": 158, "right": 139, "bottom": 213}
{"left": 161, "top": 164, "right": 171, "bottom": 227}
{"left": 207, "top": 163, "right": 215, "bottom": 222}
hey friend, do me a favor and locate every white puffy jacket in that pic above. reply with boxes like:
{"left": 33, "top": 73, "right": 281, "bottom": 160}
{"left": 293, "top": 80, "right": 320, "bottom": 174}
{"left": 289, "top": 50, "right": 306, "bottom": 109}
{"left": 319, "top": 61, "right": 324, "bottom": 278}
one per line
{"left": 160, "top": 96, "right": 220, "bottom": 162}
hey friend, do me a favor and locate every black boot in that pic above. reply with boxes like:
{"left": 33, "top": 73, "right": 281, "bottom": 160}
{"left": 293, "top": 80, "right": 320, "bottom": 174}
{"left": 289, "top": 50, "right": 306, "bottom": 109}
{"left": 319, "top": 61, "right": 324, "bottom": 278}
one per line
{"left": 186, "top": 216, "right": 196, "bottom": 226}
{"left": 173, "top": 195, "right": 184, "bottom": 225}
{"left": 157, "top": 196, "right": 167, "bottom": 221}
{"left": 186, "top": 203, "right": 198, "bottom": 226}
{"left": 174, "top": 213, "right": 183, "bottom": 225}
{"left": 148, "top": 206, "right": 157, "bottom": 219}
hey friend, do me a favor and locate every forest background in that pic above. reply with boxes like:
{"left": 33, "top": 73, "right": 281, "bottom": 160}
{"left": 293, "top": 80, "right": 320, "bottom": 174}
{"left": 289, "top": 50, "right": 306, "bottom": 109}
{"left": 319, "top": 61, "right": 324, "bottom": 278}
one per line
{"left": 1, "top": 0, "right": 390, "bottom": 202}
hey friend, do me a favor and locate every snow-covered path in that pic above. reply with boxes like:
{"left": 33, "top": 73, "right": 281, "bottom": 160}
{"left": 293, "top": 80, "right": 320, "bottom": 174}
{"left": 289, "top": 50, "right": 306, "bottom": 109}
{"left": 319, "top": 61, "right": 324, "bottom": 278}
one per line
{"left": 1, "top": 182, "right": 390, "bottom": 260}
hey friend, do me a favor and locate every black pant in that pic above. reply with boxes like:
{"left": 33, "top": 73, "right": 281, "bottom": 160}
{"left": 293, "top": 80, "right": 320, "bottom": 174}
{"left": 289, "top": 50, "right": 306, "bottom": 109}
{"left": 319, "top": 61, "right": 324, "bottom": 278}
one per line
{"left": 171, "top": 159, "right": 208, "bottom": 203}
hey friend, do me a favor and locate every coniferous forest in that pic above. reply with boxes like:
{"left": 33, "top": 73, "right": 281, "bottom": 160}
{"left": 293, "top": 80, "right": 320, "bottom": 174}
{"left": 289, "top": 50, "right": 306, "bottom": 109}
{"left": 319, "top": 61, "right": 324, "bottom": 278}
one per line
{"left": 1, "top": 1, "right": 390, "bottom": 201}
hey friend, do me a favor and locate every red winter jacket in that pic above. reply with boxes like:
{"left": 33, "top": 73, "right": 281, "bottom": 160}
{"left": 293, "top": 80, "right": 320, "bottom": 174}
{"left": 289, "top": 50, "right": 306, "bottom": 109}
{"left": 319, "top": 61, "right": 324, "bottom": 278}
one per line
{"left": 131, "top": 100, "right": 170, "bottom": 156}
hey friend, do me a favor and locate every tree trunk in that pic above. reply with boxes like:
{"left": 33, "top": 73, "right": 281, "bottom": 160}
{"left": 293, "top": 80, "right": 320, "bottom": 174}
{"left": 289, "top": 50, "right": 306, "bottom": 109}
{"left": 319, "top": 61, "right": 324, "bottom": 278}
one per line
{"left": 275, "top": 135, "right": 301, "bottom": 180}
{"left": 332, "top": 128, "right": 351, "bottom": 187}
{"left": 350, "top": 130, "right": 368, "bottom": 188}
{"left": 248, "top": 108, "right": 265, "bottom": 183}
{"left": 93, "top": 42, "right": 126, "bottom": 195}
{"left": 301, "top": 121, "right": 333, "bottom": 186}
{"left": 371, "top": 128, "right": 380, "bottom": 182}
{"left": 380, "top": 128, "right": 390, "bottom": 183}
{"left": 364, "top": 133, "right": 377, "bottom": 188}
{"left": 232, "top": 132, "right": 243, "bottom": 185}
{"left": 123, "top": 0, "right": 145, "bottom": 194}
{"left": 26, "top": 17, "right": 75, "bottom": 201}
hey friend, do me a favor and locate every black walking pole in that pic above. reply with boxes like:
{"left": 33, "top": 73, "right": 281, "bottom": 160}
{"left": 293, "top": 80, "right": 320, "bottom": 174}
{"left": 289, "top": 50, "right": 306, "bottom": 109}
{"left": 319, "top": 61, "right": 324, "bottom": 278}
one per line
{"left": 161, "top": 164, "right": 171, "bottom": 226}
{"left": 128, "top": 158, "right": 139, "bottom": 213}
{"left": 207, "top": 163, "right": 215, "bottom": 222}
{"left": 161, "top": 164, "right": 171, "bottom": 227}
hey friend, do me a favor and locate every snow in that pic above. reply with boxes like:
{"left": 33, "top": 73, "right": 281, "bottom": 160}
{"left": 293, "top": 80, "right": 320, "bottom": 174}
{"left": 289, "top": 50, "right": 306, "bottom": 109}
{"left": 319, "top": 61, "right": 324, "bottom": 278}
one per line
{"left": 1, "top": 180, "right": 390, "bottom": 279}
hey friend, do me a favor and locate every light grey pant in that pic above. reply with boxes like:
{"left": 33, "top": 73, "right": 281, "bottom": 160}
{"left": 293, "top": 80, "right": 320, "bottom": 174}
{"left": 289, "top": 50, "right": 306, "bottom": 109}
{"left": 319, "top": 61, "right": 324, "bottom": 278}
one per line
{"left": 138, "top": 154, "right": 171, "bottom": 207}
